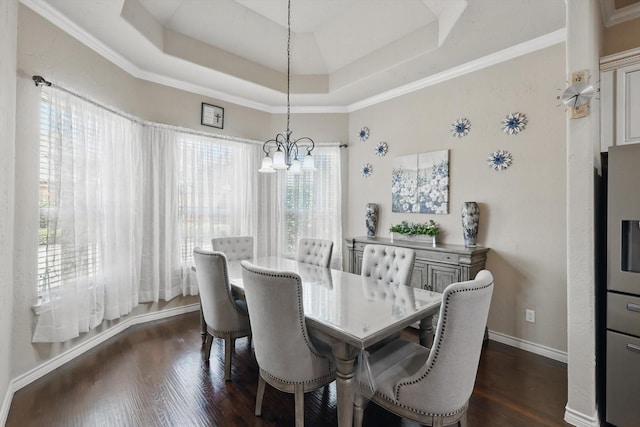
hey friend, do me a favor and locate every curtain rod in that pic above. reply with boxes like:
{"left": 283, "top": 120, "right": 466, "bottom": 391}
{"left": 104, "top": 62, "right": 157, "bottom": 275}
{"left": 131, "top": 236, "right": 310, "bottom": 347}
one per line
{"left": 32, "top": 75, "right": 349, "bottom": 148}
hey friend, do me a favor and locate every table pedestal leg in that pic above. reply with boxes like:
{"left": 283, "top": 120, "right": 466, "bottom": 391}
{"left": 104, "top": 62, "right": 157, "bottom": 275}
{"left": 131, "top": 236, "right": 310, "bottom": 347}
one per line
{"left": 419, "top": 314, "right": 435, "bottom": 348}
{"left": 327, "top": 341, "right": 359, "bottom": 427}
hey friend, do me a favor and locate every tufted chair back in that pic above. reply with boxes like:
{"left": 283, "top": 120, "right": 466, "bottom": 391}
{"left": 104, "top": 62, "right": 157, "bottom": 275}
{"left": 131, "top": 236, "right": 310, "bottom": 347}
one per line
{"left": 361, "top": 244, "right": 416, "bottom": 287}
{"left": 240, "top": 260, "right": 336, "bottom": 426}
{"left": 296, "top": 238, "right": 334, "bottom": 268}
{"left": 211, "top": 236, "right": 254, "bottom": 262}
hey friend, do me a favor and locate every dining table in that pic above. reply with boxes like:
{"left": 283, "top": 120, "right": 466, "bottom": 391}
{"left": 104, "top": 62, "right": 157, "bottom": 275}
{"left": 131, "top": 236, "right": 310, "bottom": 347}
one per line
{"left": 226, "top": 256, "right": 442, "bottom": 427}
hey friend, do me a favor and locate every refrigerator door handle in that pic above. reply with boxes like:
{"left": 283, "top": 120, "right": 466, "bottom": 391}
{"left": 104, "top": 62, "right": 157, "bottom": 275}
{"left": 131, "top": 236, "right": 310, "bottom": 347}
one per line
{"left": 627, "top": 343, "right": 640, "bottom": 354}
{"left": 627, "top": 302, "right": 640, "bottom": 313}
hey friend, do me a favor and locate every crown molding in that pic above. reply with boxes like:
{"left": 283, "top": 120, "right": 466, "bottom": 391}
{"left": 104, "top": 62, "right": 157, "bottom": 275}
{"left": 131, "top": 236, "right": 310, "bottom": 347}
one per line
{"left": 600, "top": 46, "right": 640, "bottom": 71}
{"left": 19, "top": 0, "right": 278, "bottom": 113}
{"left": 601, "top": 0, "right": 640, "bottom": 27}
{"left": 20, "top": 0, "right": 565, "bottom": 115}
{"left": 348, "top": 29, "right": 566, "bottom": 112}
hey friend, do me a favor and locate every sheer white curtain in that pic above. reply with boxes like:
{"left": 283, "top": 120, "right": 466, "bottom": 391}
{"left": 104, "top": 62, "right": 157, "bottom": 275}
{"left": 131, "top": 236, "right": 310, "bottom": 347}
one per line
{"left": 278, "top": 145, "right": 343, "bottom": 268}
{"left": 34, "top": 84, "right": 340, "bottom": 343}
{"left": 177, "top": 133, "right": 259, "bottom": 294}
{"left": 34, "top": 86, "right": 142, "bottom": 342}
{"left": 138, "top": 127, "right": 182, "bottom": 302}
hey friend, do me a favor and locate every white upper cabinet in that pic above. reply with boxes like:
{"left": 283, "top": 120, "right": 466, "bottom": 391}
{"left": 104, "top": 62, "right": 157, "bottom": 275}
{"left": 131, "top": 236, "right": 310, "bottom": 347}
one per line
{"left": 601, "top": 48, "right": 640, "bottom": 152}
{"left": 617, "top": 64, "right": 640, "bottom": 146}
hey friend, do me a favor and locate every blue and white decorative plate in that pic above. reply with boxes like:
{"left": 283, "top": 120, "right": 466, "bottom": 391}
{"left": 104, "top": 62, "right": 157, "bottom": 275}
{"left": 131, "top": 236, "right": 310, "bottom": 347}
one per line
{"left": 451, "top": 118, "right": 471, "bottom": 138}
{"left": 358, "top": 126, "right": 370, "bottom": 142}
{"left": 375, "top": 141, "right": 388, "bottom": 156}
{"left": 361, "top": 163, "right": 373, "bottom": 177}
{"left": 501, "top": 112, "right": 527, "bottom": 135}
{"left": 488, "top": 150, "right": 513, "bottom": 171}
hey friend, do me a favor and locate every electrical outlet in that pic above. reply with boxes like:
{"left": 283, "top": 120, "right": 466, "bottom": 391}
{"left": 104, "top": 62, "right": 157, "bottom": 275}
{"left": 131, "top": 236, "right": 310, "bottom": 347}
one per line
{"left": 525, "top": 309, "right": 536, "bottom": 323}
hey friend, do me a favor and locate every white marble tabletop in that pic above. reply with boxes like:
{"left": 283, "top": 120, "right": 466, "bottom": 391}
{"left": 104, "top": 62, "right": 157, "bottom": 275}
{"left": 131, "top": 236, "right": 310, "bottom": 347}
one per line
{"left": 228, "top": 256, "right": 442, "bottom": 348}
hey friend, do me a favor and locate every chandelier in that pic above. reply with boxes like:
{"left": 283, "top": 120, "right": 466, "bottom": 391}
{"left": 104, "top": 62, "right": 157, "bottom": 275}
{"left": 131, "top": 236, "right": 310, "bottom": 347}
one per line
{"left": 259, "top": 0, "right": 315, "bottom": 174}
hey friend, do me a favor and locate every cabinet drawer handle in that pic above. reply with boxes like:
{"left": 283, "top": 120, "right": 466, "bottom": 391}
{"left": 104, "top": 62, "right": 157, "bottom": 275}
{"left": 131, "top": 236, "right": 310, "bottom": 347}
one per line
{"left": 627, "top": 302, "right": 640, "bottom": 313}
{"left": 627, "top": 343, "right": 640, "bottom": 354}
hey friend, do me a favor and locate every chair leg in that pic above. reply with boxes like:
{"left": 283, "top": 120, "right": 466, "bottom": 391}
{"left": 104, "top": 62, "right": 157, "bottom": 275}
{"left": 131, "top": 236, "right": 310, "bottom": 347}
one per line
{"left": 255, "top": 374, "right": 266, "bottom": 416}
{"left": 294, "top": 383, "right": 305, "bottom": 427}
{"left": 203, "top": 334, "right": 213, "bottom": 363}
{"left": 458, "top": 410, "right": 468, "bottom": 427}
{"left": 199, "top": 302, "right": 207, "bottom": 344}
{"left": 224, "top": 337, "right": 234, "bottom": 381}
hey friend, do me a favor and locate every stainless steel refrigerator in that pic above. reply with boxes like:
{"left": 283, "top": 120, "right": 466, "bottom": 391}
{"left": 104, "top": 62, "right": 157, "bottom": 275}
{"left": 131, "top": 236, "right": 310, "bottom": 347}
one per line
{"left": 606, "top": 144, "right": 640, "bottom": 427}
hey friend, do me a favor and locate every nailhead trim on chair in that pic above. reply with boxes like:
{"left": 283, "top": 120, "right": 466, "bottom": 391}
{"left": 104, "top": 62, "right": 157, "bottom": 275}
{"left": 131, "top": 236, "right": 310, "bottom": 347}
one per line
{"left": 375, "top": 280, "right": 493, "bottom": 417}
{"left": 244, "top": 266, "right": 334, "bottom": 377}
{"left": 261, "top": 367, "right": 336, "bottom": 387}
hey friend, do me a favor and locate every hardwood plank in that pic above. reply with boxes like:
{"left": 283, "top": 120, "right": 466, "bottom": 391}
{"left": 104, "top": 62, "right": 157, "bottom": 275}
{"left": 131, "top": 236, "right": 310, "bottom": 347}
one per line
{"left": 6, "top": 312, "right": 570, "bottom": 426}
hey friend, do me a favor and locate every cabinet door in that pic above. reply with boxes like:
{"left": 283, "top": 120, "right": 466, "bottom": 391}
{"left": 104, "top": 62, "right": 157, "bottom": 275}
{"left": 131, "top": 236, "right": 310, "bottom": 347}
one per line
{"left": 353, "top": 251, "right": 364, "bottom": 275}
{"left": 427, "top": 264, "right": 460, "bottom": 293}
{"left": 411, "top": 260, "right": 429, "bottom": 290}
{"left": 616, "top": 64, "right": 640, "bottom": 146}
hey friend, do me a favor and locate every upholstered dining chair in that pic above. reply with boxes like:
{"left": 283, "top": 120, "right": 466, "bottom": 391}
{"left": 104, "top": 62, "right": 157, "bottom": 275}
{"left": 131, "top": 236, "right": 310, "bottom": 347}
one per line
{"left": 205, "top": 236, "right": 254, "bottom": 343}
{"left": 296, "top": 237, "right": 334, "bottom": 268}
{"left": 361, "top": 244, "right": 416, "bottom": 287}
{"left": 211, "top": 236, "right": 254, "bottom": 261}
{"left": 353, "top": 270, "right": 494, "bottom": 427}
{"left": 193, "top": 248, "right": 251, "bottom": 381}
{"left": 240, "top": 260, "right": 336, "bottom": 427}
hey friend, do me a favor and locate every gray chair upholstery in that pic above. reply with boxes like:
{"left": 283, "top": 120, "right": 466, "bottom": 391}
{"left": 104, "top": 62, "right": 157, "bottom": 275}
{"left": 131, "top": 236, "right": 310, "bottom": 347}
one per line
{"left": 240, "top": 260, "right": 336, "bottom": 427}
{"left": 354, "top": 270, "right": 494, "bottom": 427}
{"left": 360, "top": 244, "right": 416, "bottom": 350}
{"left": 211, "top": 236, "right": 254, "bottom": 261}
{"left": 296, "top": 237, "right": 334, "bottom": 268}
{"left": 205, "top": 236, "right": 253, "bottom": 343}
{"left": 193, "top": 248, "right": 251, "bottom": 381}
{"left": 361, "top": 244, "right": 416, "bottom": 287}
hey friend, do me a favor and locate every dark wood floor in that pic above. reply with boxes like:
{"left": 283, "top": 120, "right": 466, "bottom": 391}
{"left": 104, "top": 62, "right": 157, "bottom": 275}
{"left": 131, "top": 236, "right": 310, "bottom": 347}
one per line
{"left": 6, "top": 311, "right": 570, "bottom": 426}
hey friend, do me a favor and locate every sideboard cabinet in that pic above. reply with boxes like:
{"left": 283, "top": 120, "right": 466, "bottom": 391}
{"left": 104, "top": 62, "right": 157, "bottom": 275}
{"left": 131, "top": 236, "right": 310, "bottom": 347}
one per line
{"left": 345, "top": 236, "right": 489, "bottom": 293}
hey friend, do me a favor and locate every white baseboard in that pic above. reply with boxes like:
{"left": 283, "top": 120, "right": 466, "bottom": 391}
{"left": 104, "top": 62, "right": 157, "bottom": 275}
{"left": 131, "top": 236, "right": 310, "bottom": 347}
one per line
{"left": 564, "top": 405, "right": 600, "bottom": 427}
{"left": 488, "top": 329, "right": 568, "bottom": 363}
{"left": 0, "top": 380, "right": 13, "bottom": 427}
{"left": 0, "top": 303, "right": 199, "bottom": 426}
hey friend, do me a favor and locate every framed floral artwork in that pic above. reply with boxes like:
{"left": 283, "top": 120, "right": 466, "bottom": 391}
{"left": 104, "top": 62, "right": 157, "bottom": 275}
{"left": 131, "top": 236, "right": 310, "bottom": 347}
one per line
{"left": 392, "top": 150, "right": 449, "bottom": 214}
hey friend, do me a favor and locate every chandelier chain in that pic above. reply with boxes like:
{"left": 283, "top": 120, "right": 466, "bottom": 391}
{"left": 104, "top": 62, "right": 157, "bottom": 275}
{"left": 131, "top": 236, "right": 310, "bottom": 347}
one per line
{"left": 287, "top": 0, "right": 291, "bottom": 134}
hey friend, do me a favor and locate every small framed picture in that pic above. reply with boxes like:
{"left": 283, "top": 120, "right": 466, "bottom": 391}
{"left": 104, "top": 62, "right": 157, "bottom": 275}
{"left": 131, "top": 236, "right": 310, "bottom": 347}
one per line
{"left": 201, "top": 103, "right": 224, "bottom": 129}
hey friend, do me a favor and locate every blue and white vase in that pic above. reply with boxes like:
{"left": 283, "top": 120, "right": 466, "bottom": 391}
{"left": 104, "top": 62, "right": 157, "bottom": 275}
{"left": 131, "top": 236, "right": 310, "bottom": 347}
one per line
{"left": 365, "top": 203, "right": 378, "bottom": 238}
{"left": 461, "top": 201, "right": 479, "bottom": 247}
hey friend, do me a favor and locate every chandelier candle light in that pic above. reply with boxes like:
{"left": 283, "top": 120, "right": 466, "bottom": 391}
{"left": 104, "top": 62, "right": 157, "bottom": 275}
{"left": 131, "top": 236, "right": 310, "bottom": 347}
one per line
{"left": 259, "top": 0, "right": 315, "bottom": 174}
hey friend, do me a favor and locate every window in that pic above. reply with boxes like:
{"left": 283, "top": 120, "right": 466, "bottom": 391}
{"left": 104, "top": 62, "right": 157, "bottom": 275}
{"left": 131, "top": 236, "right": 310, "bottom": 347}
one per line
{"left": 38, "top": 91, "right": 103, "bottom": 297}
{"left": 177, "top": 133, "right": 257, "bottom": 267}
{"left": 281, "top": 146, "right": 342, "bottom": 266}
{"left": 35, "top": 83, "right": 340, "bottom": 342}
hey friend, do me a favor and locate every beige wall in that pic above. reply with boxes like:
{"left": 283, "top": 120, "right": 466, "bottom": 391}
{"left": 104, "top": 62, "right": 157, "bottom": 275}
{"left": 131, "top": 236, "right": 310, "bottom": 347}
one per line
{"left": 1, "top": 0, "right": 18, "bottom": 417}
{"left": 603, "top": 16, "right": 640, "bottom": 55}
{"left": 347, "top": 44, "right": 568, "bottom": 352}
